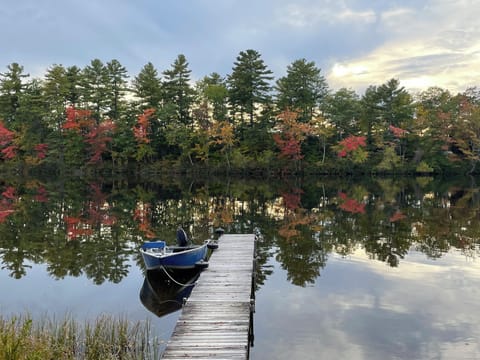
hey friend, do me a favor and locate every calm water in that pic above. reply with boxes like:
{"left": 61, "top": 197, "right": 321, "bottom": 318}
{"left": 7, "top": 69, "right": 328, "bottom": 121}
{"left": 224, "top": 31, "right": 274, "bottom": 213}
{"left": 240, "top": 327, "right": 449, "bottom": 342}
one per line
{"left": 1, "top": 175, "right": 480, "bottom": 359}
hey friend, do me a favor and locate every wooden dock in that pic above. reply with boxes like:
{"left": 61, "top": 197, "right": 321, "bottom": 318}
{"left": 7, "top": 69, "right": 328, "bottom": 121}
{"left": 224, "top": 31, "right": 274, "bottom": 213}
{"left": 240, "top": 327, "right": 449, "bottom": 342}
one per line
{"left": 161, "top": 233, "right": 256, "bottom": 359}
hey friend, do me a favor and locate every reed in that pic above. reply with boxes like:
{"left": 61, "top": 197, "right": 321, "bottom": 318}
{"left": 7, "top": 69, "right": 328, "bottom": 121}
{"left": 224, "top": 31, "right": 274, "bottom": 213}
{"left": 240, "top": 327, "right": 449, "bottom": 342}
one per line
{"left": 0, "top": 314, "right": 160, "bottom": 360}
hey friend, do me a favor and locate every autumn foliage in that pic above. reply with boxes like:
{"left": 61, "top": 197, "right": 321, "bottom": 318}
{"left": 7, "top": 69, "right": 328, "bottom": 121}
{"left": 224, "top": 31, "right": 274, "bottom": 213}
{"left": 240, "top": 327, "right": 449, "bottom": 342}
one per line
{"left": 134, "top": 108, "right": 155, "bottom": 143}
{"left": 389, "top": 210, "right": 406, "bottom": 222}
{"left": 133, "top": 202, "right": 156, "bottom": 238}
{"left": 282, "top": 187, "right": 304, "bottom": 210}
{"left": 0, "top": 186, "right": 17, "bottom": 223}
{"left": 64, "top": 107, "right": 94, "bottom": 131}
{"left": 0, "top": 121, "right": 17, "bottom": 160}
{"left": 337, "top": 135, "right": 366, "bottom": 158}
{"left": 63, "top": 106, "right": 116, "bottom": 164}
{"left": 85, "top": 120, "right": 116, "bottom": 163}
{"left": 64, "top": 184, "right": 116, "bottom": 239}
{"left": 389, "top": 125, "right": 408, "bottom": 138}
{"left": 273, "top": 110, "right": 311, "bottom": 162}
{"left": 34, "top": 144, "right": 48, "bottom": 159}
{"left": 338, "top": 192, "right": 365, "bottom": 214}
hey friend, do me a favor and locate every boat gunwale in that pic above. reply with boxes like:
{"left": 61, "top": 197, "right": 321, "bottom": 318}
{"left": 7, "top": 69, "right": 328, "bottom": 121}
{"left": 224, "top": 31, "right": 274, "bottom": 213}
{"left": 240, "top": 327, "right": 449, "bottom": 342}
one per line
{"left": 140, "top": 242, "right": 208, "bottom": 260}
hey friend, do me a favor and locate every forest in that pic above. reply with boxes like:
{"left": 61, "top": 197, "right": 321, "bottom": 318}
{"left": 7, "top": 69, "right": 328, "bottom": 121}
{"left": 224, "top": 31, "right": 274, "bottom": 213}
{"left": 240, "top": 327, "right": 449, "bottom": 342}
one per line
{"left": 1, "top": 49, "right": 480, "bottom": 176}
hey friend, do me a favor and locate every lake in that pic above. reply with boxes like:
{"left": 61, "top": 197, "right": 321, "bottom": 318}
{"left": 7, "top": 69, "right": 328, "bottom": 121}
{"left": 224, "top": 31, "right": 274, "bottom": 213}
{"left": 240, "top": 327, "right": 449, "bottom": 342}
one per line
{"left": 1, "top": 175, "right": 480, "bottom": 359}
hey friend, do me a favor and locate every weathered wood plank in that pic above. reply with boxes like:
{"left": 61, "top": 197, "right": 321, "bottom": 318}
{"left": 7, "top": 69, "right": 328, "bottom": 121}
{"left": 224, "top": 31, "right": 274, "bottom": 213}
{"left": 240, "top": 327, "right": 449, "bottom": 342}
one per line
{"left": 161, "top": 234, "right": 255, "bottom": 360}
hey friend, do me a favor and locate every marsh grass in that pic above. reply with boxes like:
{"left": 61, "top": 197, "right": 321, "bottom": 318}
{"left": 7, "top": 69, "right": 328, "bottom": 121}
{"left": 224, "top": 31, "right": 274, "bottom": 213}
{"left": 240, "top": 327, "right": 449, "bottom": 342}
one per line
{"left": 0, "top": 314, "right": 160, "bottom": 360}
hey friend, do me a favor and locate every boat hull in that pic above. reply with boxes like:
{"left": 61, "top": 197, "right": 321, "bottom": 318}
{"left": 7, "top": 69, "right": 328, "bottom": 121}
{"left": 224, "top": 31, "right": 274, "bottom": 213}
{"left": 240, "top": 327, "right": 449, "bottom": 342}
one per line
{"left": 140, "top": 243, "right": 208, "bottom": 271}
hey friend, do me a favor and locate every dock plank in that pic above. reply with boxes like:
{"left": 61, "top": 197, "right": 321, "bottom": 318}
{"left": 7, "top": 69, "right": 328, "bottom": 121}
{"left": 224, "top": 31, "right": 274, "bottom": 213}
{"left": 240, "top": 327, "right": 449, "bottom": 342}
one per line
{"left": 161, "top": 234, "right": 256, "bottom": 360}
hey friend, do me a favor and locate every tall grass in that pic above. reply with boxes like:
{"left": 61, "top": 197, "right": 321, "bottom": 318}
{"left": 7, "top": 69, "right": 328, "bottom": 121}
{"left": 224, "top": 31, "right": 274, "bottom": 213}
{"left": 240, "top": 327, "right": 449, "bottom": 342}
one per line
{"left": 0, "top": 314, "right": 160, "bottom": 360}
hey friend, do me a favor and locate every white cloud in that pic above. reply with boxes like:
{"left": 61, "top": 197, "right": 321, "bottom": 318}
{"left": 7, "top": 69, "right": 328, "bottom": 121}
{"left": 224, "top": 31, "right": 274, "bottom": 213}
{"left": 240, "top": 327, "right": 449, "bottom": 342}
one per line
{"left": 2, "top": 0, "right": 480, "bottom": 94}
{"left": 327, "top": 0, "right": 480, "bottom": 93}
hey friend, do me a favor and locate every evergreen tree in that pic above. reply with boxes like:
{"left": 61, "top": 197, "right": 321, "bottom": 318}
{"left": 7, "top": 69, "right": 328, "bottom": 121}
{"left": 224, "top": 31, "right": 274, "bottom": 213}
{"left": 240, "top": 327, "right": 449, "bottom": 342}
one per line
{"left": 0, "top": 63, "right": 29, "bottom": 128}
{"left": 360, "top": 85, "right": 382, "bottom": 150}
{"left": 376, "top": 78, "right": 414, "bottom": 129}
{"left": 43, "top": 64, "right": 69, "bottom": 130}
{"left": 17, "top": 79, "right": 48, "bottom": 161}
{"left": 132, "top": 62, "right": 162, "bottom": 111}
{"left": 195, "top": 72, "right": 228, "bottom": 123}
{"left": 106, "top": 59, "right": 129, "bottom": 121}
{"left": 65, "top": 65, "right": 82, "bottom": 107}
{"left": 322, "top": 88, "right": 361, "bottom": 140}
{"left": 162, "top": 54, "right": 195, "bottom": 126}
{"left": 81, "top": 59, "right": 109, "bottom": 122}
{"left": 276, "top": 58, "right": 328, "bottom": 122}
{"left": 227, "top": 49, "right": 273, "bottom": 126}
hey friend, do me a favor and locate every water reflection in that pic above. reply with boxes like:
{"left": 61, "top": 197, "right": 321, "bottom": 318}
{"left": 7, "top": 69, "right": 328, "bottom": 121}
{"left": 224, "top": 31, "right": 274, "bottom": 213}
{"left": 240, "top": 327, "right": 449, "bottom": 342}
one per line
{"left": 252, "top": 249, "right": 480, "bottom": 359}
{"left": 139, "top": 269, "right": 200, "bottom": 318}
{"left": 0, "top": 176, "right": 480, "bottom": 287}
{"left": 2, "top": 175, "right": 480, "bottom": 358}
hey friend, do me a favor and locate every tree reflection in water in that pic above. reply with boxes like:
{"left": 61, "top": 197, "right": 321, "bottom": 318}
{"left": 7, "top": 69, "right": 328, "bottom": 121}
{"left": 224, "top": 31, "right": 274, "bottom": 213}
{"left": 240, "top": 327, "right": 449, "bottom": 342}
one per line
{"left": 0, "top": 176, "right": 480, "bottom": 287}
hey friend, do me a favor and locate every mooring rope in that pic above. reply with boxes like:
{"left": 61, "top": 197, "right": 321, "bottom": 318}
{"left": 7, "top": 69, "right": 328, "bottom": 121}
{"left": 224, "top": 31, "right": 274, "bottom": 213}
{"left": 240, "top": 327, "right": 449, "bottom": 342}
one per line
{"left": 159, "top": 265, "right": 198, "bottom": 287}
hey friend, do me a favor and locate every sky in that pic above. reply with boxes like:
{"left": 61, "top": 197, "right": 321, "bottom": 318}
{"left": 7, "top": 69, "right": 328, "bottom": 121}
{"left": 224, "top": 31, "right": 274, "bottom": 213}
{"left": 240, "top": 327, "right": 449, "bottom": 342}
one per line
{"left": 1, "top": 0, "right": 479, "bottom": 94}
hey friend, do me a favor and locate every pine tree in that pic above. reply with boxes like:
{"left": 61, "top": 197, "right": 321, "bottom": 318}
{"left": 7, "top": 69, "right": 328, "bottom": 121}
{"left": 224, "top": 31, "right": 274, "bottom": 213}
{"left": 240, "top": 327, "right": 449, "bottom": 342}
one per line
{"left": 132, "top": 62, "right": 162, "bottom": 111}
{"left": 227, "top": 49, "right": 273, "bottom": 126}
{"left": 162, "top": 54, "right": 195, "bottom": 126}
{"left": 0, "top": 63, "right": 29, "bottom": 128}
{"left": 276, "top": 58, "right": 328, "bottom": 122}
{"left": 81, "top": 59, "right": 109, "bottom": 122}
{"left": 43, "top": 64, "right": 69, "bottom": 130}
{"left": 106, "top": 59, "right": 129, "bottom": 121}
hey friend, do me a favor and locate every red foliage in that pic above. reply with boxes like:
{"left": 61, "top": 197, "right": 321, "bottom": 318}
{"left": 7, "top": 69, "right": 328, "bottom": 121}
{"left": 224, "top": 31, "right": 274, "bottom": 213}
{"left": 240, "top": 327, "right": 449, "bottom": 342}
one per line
{"left": 85, "top": 183, "right": 116, "bottom": 226}
{"left": 0, "top": 209, "right": 14, "bottom": 223}
{"left": 34, "top": 143, "right": 48, "bottom": 159}
{"left": 65, "top": 216, "right": 81, "bottom": 225}
{"left": 134, "top": 109, "right": 155, "bottom": 144}
{"left": 1, "top": 145, "right": 17, "bottom": 159}
{"left": 2, "top": 187, "right": 16, "bottom": 200}
{"left": 64, "top": 215, "right": 93, "bottom": 240}
{"left": 0, "top": 186, "right": 17, "bottom": 223}
{"left": 389, "top": 125, "right": 408, "bottom": 138}
{"left": 64, "top": 107, "right": 93, "bottom": 132}
{"left": 134, "top": 203, "right": 156, "bottom": 238}
{"left": 34, "top": 186, "right": 48, "bottom": 202}
{"left": 85, "top": 120, "right": 116, "bottom": 164}
{"left": 63, "top": 184, "right": 118, "bottom": 240}
{"left": 0, "top": 121, "right": 15, "bottom": 146}
{"left": 273, "top": 134, "right": 304, "bottom": 161}
{"left": 64, "top": 106, "right": 116, "bottom": 164}
{"left": 282, "top": 188, "right": 304, "bottom": 210}
{"left": 338, "top": 192, "right": 365, "bottom": 214}
{"left": 273, "top": 110, "right": 311, "bottom": 162}
{"left": 0, "top": 121, "right": 17, "bottom": 160}
{"left": 389, "top": 210, "right": 406, "bottom": 222}
{"left": 337, "top": 135, "right": 366, "bottom": 157}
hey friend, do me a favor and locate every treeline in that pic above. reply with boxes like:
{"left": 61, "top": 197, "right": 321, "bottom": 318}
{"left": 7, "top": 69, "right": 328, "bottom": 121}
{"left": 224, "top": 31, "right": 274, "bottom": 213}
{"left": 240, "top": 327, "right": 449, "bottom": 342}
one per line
{"left": 1, "top": 49, "right": 480, "bottom": 175}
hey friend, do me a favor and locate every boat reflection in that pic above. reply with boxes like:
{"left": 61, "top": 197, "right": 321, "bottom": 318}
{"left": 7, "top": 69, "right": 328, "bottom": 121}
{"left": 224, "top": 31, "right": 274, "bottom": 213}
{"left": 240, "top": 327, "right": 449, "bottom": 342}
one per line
{"left": 139, "top": 268, "right": 201, "bottom": 317}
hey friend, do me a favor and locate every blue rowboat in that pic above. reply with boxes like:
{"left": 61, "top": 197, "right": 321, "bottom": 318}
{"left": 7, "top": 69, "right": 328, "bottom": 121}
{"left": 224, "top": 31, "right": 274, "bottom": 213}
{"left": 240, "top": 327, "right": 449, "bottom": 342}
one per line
{"left": 140, "top": 227, "right": 219, "bottom": 271}
{"left": 140, "top": 241, "right": 210, "bottom": 270}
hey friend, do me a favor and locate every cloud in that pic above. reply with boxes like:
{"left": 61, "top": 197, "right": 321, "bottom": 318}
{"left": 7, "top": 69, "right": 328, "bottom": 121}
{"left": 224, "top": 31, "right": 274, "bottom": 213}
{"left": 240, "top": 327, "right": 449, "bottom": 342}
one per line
{"left": 1, "top": 0, "right": 479, "bottom": 94}
{"left": 327, "top": 0, "right": 480, "bottom": 93}
{"left": 254, "top": 250, "right": 480, "bottom": 360}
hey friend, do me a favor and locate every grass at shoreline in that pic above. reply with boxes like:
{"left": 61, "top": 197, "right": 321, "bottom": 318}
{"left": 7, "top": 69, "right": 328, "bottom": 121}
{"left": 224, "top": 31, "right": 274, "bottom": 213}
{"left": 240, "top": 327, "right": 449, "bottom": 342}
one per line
{"left": 0, "top": 314, "right": 160, "bottom": 360}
